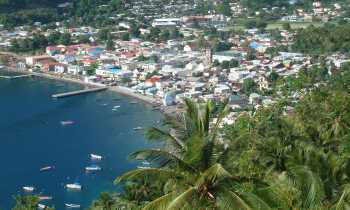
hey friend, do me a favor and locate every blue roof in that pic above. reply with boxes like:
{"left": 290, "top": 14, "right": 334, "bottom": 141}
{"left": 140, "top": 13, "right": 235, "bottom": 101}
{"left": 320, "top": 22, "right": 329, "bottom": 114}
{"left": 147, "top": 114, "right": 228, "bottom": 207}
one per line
{"left": 249, "top": 42, "right": 262, "bottom": 49}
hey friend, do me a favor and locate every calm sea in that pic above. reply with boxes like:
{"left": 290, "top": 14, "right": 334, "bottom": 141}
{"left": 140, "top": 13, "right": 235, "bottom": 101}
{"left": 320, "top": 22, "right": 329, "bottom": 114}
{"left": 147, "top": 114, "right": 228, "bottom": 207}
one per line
{"left": 0, "top": 71, "right": 161, "bottom": 209}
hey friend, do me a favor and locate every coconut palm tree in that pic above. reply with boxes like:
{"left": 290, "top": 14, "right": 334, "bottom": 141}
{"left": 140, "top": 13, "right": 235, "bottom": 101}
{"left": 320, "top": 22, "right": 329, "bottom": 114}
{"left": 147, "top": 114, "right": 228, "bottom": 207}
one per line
{"left": 115, "top": 99, "right": 270, "bottom": 210}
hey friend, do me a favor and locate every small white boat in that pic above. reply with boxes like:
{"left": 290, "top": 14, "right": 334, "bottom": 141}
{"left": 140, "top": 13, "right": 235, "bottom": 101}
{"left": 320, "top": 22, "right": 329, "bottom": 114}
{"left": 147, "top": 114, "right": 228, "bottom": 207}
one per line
{"left": 133, "top": 126, "right": 144, "bottom": 131}
{"left": 137, "top": 166, "right": 151, "bottom": 169}
{"left": 38, "top": 204, "right": 46, "bottom": 209}
{"left": 39, "top": 196, "right": 53, "bottom": 201}
{"left": 85, "top": 165, "right": 102, "bottom": 171}
{"left": 65, "top": 203, "right": 81, "bottom": 208}
{"left": 40, "top": 166, "right": 54, "bottom": 172}
{"left": 90, "top": 154, "right": 102, "bottom": 160}
{"left": 23, "top": 186, "right": 35, "bottom": 192}
{"left": 142, "top": 161, "right": 150, "bottom": 165}
{"left": 61, "top": 120, "right": 74, "bottom": 126}
{"left": 66, "top": 183, "right": 82, "bottom": 190}
{"left": 113, "top": 105, "right": 121, "bottom": 109}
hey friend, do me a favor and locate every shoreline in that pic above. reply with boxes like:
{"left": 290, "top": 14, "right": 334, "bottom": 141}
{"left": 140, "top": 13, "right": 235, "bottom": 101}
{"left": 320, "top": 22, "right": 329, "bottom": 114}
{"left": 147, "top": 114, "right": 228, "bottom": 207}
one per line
{"left": 1, "top": 67, "right": 179, "bottom": 117}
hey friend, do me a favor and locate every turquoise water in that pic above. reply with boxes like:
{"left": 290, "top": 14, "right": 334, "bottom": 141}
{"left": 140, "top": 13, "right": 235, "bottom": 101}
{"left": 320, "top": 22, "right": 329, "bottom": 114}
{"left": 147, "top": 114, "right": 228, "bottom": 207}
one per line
{"left": 0, "top": 73, "right": 161, "bottom": 209}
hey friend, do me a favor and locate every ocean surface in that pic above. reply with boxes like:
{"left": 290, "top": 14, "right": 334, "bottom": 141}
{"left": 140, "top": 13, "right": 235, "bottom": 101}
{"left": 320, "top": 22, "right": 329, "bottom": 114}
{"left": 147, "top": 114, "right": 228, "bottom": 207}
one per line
{"left": 0, "top": 71, "right": 161, "bottom": 209}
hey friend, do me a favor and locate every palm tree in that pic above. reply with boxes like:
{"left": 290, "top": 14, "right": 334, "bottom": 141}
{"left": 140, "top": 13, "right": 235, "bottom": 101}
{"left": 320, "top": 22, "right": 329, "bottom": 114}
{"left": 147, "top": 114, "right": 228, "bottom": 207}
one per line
{"left": 115, "top": 99, "right": 269, "bottom": 209}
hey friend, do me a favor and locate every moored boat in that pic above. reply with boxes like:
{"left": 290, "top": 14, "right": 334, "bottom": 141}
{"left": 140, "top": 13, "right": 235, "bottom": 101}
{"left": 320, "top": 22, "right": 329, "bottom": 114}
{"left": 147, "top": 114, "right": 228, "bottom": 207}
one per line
{"left": 61, "top": 120, "right": 74, "bottom": 126}
{"left": 38, "top": 204, "right": 46, "bottom": 209}
{"left": 39, "top": 196, "right": 53, "bottom": 201}
{"left": 133, "top": 126, "right": 143, "bottom": 131}
{"left": 66, "top": 183, "right": 82, "bottom": 190}
{"left": 40, "top": 166, "right": 54, "bottom": 172}
{"left": 23, "top": 186, "right": 35, "bottom": 192}
{"left": 85, "top": 165, "right": 102, "bottom": 171}
{"left": 65, "top": 203, "right": 81, "bottom": 208}
{"left": 90, "top": 154, "right": 103, "bottom": 160}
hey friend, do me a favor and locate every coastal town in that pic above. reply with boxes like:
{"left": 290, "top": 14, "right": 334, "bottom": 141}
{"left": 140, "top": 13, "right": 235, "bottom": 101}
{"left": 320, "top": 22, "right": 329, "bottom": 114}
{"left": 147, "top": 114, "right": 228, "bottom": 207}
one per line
{"left": 1, "top": 0, "right": 349, "bottom": 125}
{"left": 1, "top": 0, "right": 350, "bottom": 209}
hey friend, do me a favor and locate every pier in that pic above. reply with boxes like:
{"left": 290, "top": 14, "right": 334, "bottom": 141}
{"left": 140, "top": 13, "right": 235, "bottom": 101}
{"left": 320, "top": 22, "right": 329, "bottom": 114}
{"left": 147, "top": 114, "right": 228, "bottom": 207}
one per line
{"left": 52, "top": 87, "right": 108, "bottom": 98}
{"left": 0, "top": 74, "right": 34, "bottom": 79}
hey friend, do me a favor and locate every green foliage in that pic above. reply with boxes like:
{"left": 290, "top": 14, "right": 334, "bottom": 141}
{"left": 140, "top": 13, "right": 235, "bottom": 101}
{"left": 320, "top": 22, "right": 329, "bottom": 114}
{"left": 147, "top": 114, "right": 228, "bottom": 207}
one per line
{"left": 221, "top": 59, "right": 239, "bottom": 69}
{"left": 213, "top": 41, "right": 233, "bottom": 52}
{"left": 12, "top": 195, "right": 55, "bottom": 210}
{"left": 0, "top": 8, "right": 58, "bottom": 28}
{"left": 242, "top": 78, "right": 258, "bottom": 95}
{"left": 293, "top": 23, "right": 350, "bottom": 54}
{"left": 106, "top": 39, "right": 115, "bottom": 51}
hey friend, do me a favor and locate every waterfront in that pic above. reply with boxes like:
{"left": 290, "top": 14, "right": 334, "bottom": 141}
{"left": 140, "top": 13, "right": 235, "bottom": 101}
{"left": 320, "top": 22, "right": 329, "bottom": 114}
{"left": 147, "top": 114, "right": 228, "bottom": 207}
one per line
{"left": 0, "top": 73, "right": 162, "bottom": 209}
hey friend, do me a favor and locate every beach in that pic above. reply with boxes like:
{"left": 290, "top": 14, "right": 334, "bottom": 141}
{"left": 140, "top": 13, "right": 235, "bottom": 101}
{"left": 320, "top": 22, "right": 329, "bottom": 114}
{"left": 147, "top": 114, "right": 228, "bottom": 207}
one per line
{"left": 1, "top": 66, "right": 180, "bottom": 117}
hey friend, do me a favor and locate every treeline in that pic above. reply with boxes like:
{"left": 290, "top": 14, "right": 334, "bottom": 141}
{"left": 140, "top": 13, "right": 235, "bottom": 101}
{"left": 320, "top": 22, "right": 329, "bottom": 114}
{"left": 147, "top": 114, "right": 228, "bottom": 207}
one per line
{"left": 9, "top": 32, "right": 74, "bottom": 53}
{"left": 293, "top": 23, "right": 350, "bottom": 54}
{"left": 0, "top": 0, "right": 66, "bottom": 10}
{"left": 0, "top": 8, "right": 58, "bottom": 28}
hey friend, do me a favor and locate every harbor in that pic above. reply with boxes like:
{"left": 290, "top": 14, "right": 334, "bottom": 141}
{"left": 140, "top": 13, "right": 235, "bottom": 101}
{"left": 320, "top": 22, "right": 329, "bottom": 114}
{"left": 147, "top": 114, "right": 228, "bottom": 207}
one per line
{"left": 0, "top": 75, "right": 162, "bottom": 209}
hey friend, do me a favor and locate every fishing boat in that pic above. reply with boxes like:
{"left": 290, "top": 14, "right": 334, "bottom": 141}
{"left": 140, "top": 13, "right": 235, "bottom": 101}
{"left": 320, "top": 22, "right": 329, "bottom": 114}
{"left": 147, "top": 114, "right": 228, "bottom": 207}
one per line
{"left": 66, "top": 183, "right": 82, "bottom": 190}
{"left": 133, "top": 126, "right": 143, "bottom": 131}
{"left": 39, "top": 196, "right": 53, "bottom": 201}
{"left": 38, "top": 204, "right": 46, "bottom": 209}
{"left": 90, "top": 154, "right": 103, "bottom": 160}
{"left": 137, "top": 166, "right": 151, "bottom": 169}
{"left": 23, "top": 186, "right": 35, "bottom": 192}
{"left": 85, "top": 165, "right": 102, "bottom": 171}
{"left": 137, "top": 161, "right": 151, "bottom": 169}
{"left": 61, "top": 120, "right": 74, "bottom": 126}
{"left": 40, "top": 166, "right": 54, "bottom": 172}
{"left": 65, "top": 203, "right": 81, "bottom": 208}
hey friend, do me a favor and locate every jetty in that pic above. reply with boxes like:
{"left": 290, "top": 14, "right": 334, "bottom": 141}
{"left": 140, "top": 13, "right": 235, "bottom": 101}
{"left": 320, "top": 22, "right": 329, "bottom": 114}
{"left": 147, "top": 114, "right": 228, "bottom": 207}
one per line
{"left": 0, "top": 74, "right": 34, "bottom": 79}
{"left": 52, "top": 87, "right": 108, "bottom": 98}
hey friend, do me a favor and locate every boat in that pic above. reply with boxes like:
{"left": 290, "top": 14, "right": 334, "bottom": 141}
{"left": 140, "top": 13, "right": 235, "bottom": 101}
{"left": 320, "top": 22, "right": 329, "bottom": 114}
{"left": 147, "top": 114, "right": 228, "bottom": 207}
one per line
{"left": 90, "top": 154, "right": 103, "bottom": 160}
{"left": 65, "top": 203, "right": 81, "bottom": 208}
{"left": 142, "top": 161, "right": 150, "bottom": 165}
{"left": 66, "top": 183, "right": 82, "bottom": 190}
{"left": 137, "top": 166, "right": 151, "bottom": 169}
{"left": 130, "top": 101, "right": 138, "bottom": 104}
{"left": 137, "top": 161, "right": 151, "bottom": 169}
{"left": 61, "top": 120, "right": 74, "bottom": 126}
{"left": 39, "top": 196, "right": 53, "bottom": 201}
{"left": 85, "top": 165, "right": 102, "bottom": 171}
{"left": 40, "top": 166, "right": 54, "bottom": 172}
{"left": 23, "top": 186, "right": 35, "bottom": 192}
{"left": 113, "top": 105, "right": 121, "bottom": 109}
{"left": 133, "top": 126, "right": 144, "bottom": 131}
{"left": 38, "top": 204, "right": 46, "bottom": 209}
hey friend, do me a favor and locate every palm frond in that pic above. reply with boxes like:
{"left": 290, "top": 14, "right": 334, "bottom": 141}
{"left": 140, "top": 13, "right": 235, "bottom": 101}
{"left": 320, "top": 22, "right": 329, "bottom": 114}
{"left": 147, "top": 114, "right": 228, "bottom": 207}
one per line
{"left": 145, "top": 127, "right": 185, "bottom": 150}
{"left": 331, "top": 184, "right": 350, "bottom": 210}
{"left": 196, "top": 163, "right": 232, "bottom": 187}
{"left": 130, "top": 149, "right": 197, "bottom": 172}
{"left": 288, "top": 165, "right": 325, "bottom": 209}
{"left": 142, "top": 192, "right": 175, "bottom": 210}
{"left": 167, "top": 187, "right": 197, "bottom": 210}
{"left": 114, "top": 168, "right": 176, "bottom": 185}
{"left": 216, "top": 187, "right": 253, "bottom": 210}
{"left": 210, "top": 101, "right": 230, "bottom": 141}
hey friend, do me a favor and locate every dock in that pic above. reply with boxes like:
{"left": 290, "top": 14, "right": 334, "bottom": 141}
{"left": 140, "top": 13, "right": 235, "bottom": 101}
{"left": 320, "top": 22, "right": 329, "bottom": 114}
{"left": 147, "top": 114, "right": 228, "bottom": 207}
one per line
{"left": 0, "top": 74, "right": 34, "bottom": 79}
{"left": 52, "top": 87, "right": 108, "bottom": 98}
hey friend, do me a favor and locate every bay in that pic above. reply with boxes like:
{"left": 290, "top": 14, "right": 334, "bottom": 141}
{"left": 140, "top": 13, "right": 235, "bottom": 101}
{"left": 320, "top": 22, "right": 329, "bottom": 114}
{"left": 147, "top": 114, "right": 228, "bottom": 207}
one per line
{"left": 0, "top": 73, "right": 161, "bottom": 209}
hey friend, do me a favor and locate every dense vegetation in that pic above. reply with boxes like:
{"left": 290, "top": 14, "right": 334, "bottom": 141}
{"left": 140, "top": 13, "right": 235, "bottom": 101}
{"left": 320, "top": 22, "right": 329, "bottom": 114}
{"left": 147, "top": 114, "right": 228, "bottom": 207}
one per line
{"left": 85, "top": 63, "right": 350, "bottom": 209}
{"left": 293, "top": 23, "right": 350, "bottom": 54}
